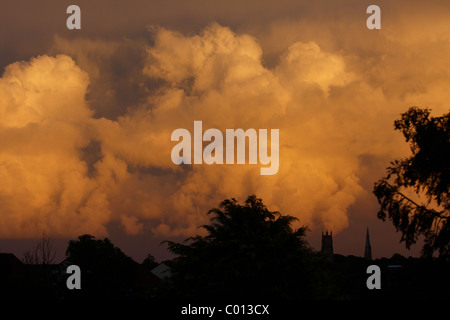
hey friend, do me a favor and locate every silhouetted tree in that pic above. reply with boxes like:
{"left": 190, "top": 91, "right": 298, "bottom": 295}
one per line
{"left": 374, "top": 107, "right": 450, "bottom": 258}
{"left": 162, "top": 195, "right": 340, "bottom": 299}
{"left": 65, "top": 234, "right": 139, "bottom": 298}
{"left": 143, "top": 253, "right": 158, "bottom": 270}
{"left": 22, "top": 231, "right": 56, "bottom": 265}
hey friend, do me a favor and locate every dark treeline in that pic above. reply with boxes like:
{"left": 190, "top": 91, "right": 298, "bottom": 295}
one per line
{"left": 0, "top": 195, "right": 449, "bottom": 300}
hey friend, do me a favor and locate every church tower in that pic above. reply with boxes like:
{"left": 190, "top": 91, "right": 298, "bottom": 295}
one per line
{"left": 364, "top": 227, "right": 372, "bottom": 260}
{"left": 321, "top": 230, "right": 333, "bottom": 260}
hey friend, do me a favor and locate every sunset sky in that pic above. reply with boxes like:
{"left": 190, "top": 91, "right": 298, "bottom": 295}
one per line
{"left": 1, "top": 0, "right": 449, "bottom": 262}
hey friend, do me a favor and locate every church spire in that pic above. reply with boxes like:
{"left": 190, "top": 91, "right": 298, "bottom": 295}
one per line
{"left": 364, "top": 227, "right": 372, "bottom": 260}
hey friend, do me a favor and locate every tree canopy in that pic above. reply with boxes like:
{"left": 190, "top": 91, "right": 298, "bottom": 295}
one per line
{"left": 65, "top": 234, "right": 139, "bottom": 298}
{"left": 163, "top": 195, "right": 339, "bottom": 299}
{"left": 374, "top": 107, "right": 450, "bottom": 258}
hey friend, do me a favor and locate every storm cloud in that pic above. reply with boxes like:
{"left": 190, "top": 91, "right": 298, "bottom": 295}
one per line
{"left": 0, "top": 1, "right": 449, "bottom": 260}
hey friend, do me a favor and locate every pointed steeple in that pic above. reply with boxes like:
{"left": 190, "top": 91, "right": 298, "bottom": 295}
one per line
{"left": 364, "top": 227, "right": 372, "bottom": 260}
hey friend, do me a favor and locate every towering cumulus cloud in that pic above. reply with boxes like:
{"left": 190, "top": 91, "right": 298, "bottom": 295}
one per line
{"left": 0, "top": 55, "right": 111, "bottom": 237}
{"left": 2, "top": 20, "right": 448, "bottom": 240}
{"left": 139, "top": 24, "right": 360, "bottom": 234}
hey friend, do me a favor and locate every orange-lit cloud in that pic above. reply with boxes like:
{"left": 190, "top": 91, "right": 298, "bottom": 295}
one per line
{"left": 1, "top": 9, "right": 450, "bottom": 241}
{"left": 0, "top": 55, "right": 111, "bottom": 237}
